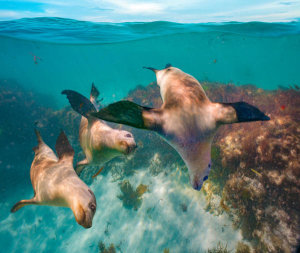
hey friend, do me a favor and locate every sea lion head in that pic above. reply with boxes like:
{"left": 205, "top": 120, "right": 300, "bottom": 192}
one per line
{"left": 115, "top": 130, "right": 137, "bottom": 155}
{"left": 143, "top": 64, "right": 182, "bottom": 87}
{"left": 189, "top": 161, "right": 211, "bottom": 191}
{"left": 73, "top": 189, "right": 97, "bottom": 228}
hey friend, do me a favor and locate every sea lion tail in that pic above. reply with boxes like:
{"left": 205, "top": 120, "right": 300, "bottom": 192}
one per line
{"left": 32, "top": 129, "right": 44, "bottom": 152}
{"left": 90, "top": 100, "right": 158, "bottom": 129}
{"left": 55, "top": 130, "right": 74, "bottom": 161}
{"left": 219, "top": 101, "right": 270, "bottom": 124}
{"left": 34, "top": 129, "right": 43, "bottom": 144}
{"left": 62, "top": 89, "right": 96, "bottom": 118}
{"left": 11, "top": 199, "right": 37, "bottom": 213}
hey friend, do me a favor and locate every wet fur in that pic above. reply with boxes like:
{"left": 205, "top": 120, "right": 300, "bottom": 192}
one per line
{"left": 73, "top": 86, "right": 136, "bottom": 174}
{"left": 92, "top": 66, "right": 269, "bottom": 190}
{"left": 11, "top": 131, "right": 96, "bottom": 228}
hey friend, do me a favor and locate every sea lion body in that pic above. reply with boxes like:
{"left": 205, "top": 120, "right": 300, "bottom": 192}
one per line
{"left": 144, "top": 68, "right": 218, "bottom": 186}
{"left": 62, "top": 84, "right": 136, "bottom": 174}
{"left": 11, "top": 130, "right": 97, "bottom": 229}
{"left": 79, "top": 116, "right": 135, "bottom": 166}
{"left": 91, "top": 65, "right": 270, "bottom": 190}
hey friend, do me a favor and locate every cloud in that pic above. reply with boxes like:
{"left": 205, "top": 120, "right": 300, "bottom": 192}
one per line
{"left": 0, "top": 9, "right": 50, "bottom": 19}
{"left": 0, "top": 0, "right": 299, "bottom": 22}
{"left": 112, "top": 2, "right": 164, "bottom": 15}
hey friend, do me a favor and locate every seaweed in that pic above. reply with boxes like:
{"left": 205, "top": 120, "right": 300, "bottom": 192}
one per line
{"left": 180, "top": 203, "right": 188, "bottom": 213}
{"left": 235, "top": 242, "right": 250, "bottom": 253}
{"left": 126, "top": 82, "right": 300, "bottom": 251}
{"left": 3, "top": 77, "right": 299, "bottom": 252}
{"left": 98, "top": 241, "right": 116, "bottom": 253}
{"left": 207, "top": 242, "right": 231, "bottom": 253}
{"left": 117, "top": 180, "right": 148, "bottom": 210}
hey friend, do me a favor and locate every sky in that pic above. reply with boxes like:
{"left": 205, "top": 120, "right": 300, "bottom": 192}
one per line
{"left": 0, "top": 0, "right": 300, "bottom": 22}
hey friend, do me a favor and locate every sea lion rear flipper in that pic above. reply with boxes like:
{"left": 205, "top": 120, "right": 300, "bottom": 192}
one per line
{"left": 11, "top": 199, "right": 38, "bottom": 213}
{"left": 32, "top": 129, "right": 44, "bottom": 152}
{"left": 218, "top": 102, "right": 270, "bottom": 124}
{"left": 90, "top": 100, "right": 160, "bottom": 130}
{"left": 90, "top": 83, "right": 100, "bottom": 105}
{"left": 55, "top": 130, "right": 74, "bottom": 161}
{"left": 62, "top": 90, "right": 96, "bottom": 118}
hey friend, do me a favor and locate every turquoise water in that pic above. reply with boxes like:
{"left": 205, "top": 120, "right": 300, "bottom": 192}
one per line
{"left": 1, "top": 18, "right": 300, "bottom": 108}
{"left": 0, "top": 18, "right": 299, "bottom": 253}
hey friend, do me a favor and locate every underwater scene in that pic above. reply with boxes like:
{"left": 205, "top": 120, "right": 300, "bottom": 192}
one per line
{"left": 0, "top": 18, "right": 299, "bottom": 253}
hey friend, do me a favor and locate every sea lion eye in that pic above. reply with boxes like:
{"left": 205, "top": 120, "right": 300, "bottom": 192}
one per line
{"left": 125, "top": 133, "right": 132, "bottom": 138}
{"left": 89, "top": 202, "right": 96, "bottom": 212}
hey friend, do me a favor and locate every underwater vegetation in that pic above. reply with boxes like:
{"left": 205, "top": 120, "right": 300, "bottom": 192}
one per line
{"left": 98, "top": 241, "right": 116, "bottom": 253}
{"left": 1, "top": 78, "right": 299, "bottom": 252}
{"left": 126, "top": 81, "right": 300, "bottom": 252}
{"left": 118, "top": 180, "right": 148, "bottom": 210}
{"left": 206, "top": 242, "right": 230, "bottom": 253}
{"left": 235, "top": 242, "right": 251, "bottom": 253}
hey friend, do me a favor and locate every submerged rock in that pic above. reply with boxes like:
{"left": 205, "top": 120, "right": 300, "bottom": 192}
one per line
{"left": 2, "top": 79, "right": 299, "bottom": 252}
{"left": 126, "top": 82, "right": 300, "bottom": 252}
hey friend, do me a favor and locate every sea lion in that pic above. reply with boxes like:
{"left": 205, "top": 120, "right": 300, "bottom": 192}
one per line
{"left": 90, "top": 65, "right": 270, "bottom": 190}
{"left": 62, "top": 84, "right": 137, "bottom": 175}
{"left": 11, "top": 130, "right": 97, "bottom": 229}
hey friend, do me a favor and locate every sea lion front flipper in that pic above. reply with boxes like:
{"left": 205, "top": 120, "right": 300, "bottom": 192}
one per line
{"left": 62, "top": 90, "right": 97, "bottom": 118}
{"left": 11, "top": 198, "right": 38, "bottom": 213}
{"left": 91, "top": 100, "right": 162, "bottom": 130}
{"left": 218, "top": 102, "right": 270, "bottom": 124}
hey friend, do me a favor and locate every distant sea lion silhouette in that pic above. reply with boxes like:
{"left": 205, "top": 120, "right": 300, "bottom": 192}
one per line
{"left": 62, "top": 84, "right": 137, "bottom": 175}
{"left": 90, "top": 65, "right": 270, "bottom": 190}
{"left": 11, "top": 130, "right": 97, "bottom": 228}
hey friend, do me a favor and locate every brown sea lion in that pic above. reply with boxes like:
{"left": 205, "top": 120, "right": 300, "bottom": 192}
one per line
{"left": 62, "top": 84, "right": 137, "bottom": 175}
{"left": 90, "top": 65, "right": 270, "bottom": 190}
{"left": 11, "top": 130, "right": 97, "bottom": 228}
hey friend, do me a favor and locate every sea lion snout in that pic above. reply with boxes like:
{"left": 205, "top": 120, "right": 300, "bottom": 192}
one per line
{"left": 75, "top": 201, "right": 96, "bottom": 228}
{"left": 73, "top": 189, "right": 97, "bottom": 229}
{"left": 127, "top": 143, "right": 137, "bottom": 154}
{"left": 190, "top": 176, "right": 205, "bottom": 191}
{"left": 120, "top": 140, "right": 137, "bottom": 155}
{"left": 190, "top": 164, "right": 211, "bottom": 191}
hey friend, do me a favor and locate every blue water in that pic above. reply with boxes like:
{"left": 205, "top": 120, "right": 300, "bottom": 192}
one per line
{"left": 0, "top": 18, "right": 300, "bottom": 108}
{"left": 0, "top": 18, "right": 299, "bottom": 253}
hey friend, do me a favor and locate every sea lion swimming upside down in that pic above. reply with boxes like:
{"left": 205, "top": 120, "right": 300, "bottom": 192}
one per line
{"left": 11, "top": 130, "right": 97, "bottom": 228}
{"left": 90, "top": 65, "right": 270, "bottom": 190}
{"left": 62, "top": 84, "right": 137, "bottom": 175}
